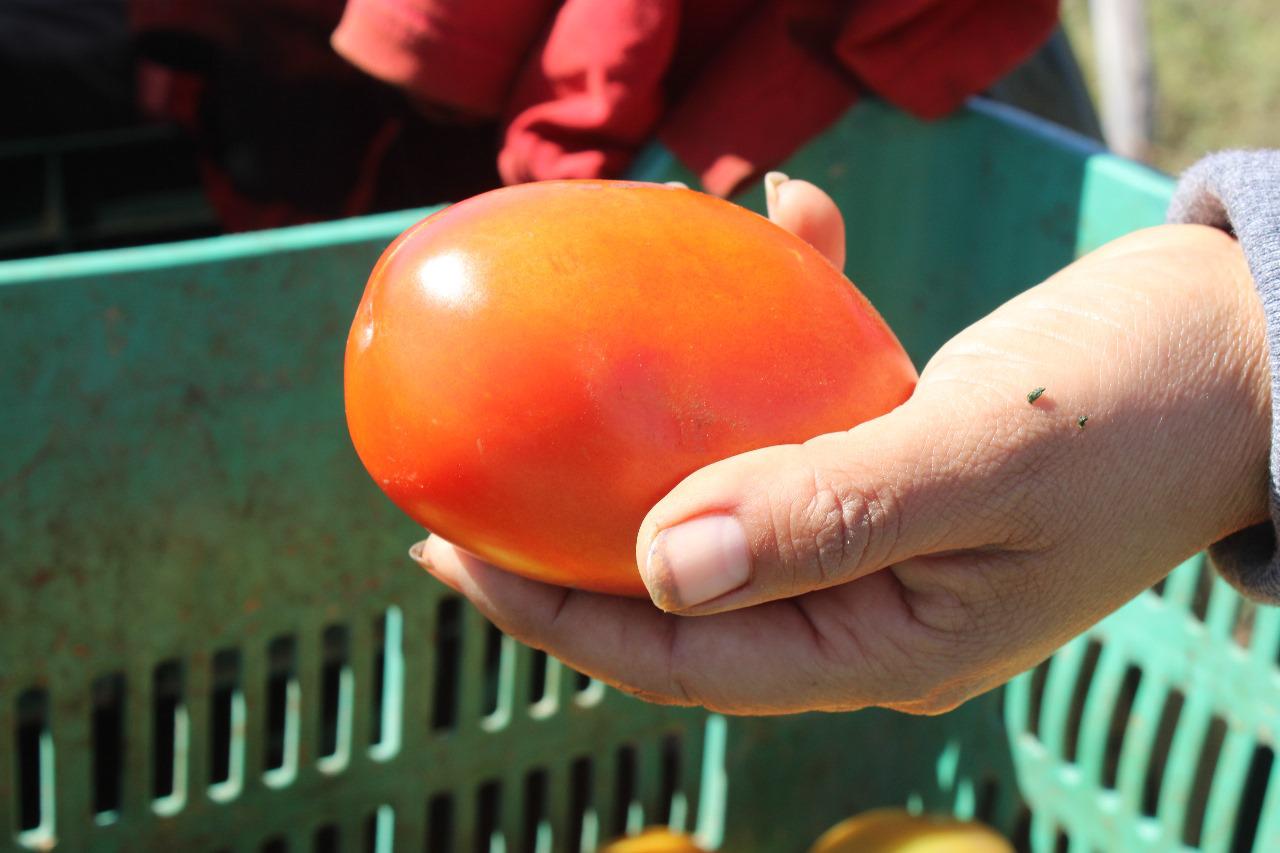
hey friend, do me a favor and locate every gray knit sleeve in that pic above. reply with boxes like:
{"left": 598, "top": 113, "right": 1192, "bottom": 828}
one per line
{"left": 1168, "top": 151, "right": 1280, "bottom": 603}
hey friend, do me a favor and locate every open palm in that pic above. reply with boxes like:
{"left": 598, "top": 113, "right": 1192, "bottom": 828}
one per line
{"left": 416, "top": 176, "right": 1269, "bottom": 715}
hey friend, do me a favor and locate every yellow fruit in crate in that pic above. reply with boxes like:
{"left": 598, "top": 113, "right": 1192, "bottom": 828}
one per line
{"left": 598, "top": 827, "right": 709, "bottom": 852}
{"left": 809, "top": 809, "right": 1013, "bottom": 853}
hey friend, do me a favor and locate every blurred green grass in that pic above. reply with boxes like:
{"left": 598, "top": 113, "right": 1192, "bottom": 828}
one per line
{"left": 1061, "top": 0, "right": 1280, "bottom": 174}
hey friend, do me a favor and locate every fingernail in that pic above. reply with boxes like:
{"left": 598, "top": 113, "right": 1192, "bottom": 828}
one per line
{"left": 410, "top": 539, "right": 465, "bottom": 593}
{"left": 645, "top": 515, "right": 751, "bottom": 610}
{"left": 764, "top": 171, "right": 789, "bottom": 219}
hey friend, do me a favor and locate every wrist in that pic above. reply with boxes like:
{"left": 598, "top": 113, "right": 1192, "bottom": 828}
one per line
{"left": 1162, "top": 225, "right": 1271, "bottom": 538}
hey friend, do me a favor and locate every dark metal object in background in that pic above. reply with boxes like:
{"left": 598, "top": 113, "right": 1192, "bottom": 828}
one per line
{"left": 0, "top": 0, "right": 217, "bottom": 258}
{"left": 988, "top": 28, "right": 1105, "bottom": 143}
{"left": 0, "top": 0, "right": 136, "bottom": 137}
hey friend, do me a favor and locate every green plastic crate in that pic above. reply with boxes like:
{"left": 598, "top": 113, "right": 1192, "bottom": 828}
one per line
{"left": 2, "top": 99, "right": 1275, "bottom": 853}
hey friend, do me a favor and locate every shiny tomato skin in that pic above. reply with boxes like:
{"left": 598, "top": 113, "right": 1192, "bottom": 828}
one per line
{"left": 345, "top": 180, "right": 916, "bottom": 596}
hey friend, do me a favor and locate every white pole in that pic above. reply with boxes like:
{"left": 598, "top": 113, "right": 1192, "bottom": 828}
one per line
{"left": 1089, "top": 0, "right": 1155, "bottom": 160}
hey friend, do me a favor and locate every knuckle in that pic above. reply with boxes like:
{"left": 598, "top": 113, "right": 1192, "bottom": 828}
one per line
{"left": 502, "top": 598, "right": 566, "bottom": 650}
{"left": 809, "top": 478, "right": 858, "bottom": 582}
{"left": 494, "top": 617, "right": 548, "bottom": 657}
{"left": 663, "top": 620, "right": 697, "bottom": 707}
{"left": 769, "top": 462, "right": 898, "bottom": 587}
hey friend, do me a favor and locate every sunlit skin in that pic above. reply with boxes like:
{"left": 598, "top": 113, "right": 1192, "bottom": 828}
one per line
{"left": 345, "top": 179, "right": 917, "bottom": 596}
{"left": 415, "top": 176, "right": 1270, "bottom": 716}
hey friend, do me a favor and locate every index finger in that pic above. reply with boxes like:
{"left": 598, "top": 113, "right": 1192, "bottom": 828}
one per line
{"left": 414, "top": 535, "right": 917, "bottom": 714}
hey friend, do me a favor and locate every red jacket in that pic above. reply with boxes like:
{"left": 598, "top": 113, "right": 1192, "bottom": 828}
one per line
{"left": 134, "top": 0, "right": 1057, "bottom": 229}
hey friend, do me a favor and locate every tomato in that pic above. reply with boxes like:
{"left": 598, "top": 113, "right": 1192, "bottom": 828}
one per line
{"left": 599, "top": 828, "right": 709, "bottom": 852}
{"left": 345, "top": 180, "right": 916, "bottom": 596}
{"left": 808, "top": 809, "right": 1013, "bottom": 853}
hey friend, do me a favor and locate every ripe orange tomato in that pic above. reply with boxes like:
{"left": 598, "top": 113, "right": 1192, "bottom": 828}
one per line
{"left": 345, "top": 180, "right": 916, "bottom": 596}
{"left": 599, "top": 828, "right": 709, "bottom": 852}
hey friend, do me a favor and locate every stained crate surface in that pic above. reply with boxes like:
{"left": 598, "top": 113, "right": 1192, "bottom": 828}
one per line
{"left": 3, "top": 99, "right": 1278, "bottom": 853}
{"left": 0, "top": 207, "right": 719, "bottom": 852}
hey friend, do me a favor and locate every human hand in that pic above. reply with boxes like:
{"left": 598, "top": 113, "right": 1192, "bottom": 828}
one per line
{"left": 414, "top": 177, "right": 1269, "bottom": 715}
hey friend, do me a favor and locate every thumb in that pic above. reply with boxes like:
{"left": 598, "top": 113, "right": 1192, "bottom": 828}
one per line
{"left": 635, "top": 400, "right": 998, "bottom": 614}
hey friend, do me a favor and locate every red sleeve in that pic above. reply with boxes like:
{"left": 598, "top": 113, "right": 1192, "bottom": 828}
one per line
{"left": 658, "top": 2, "right": 857, "bottom": 199}
{"left": 331, "top": 0, "right": 559, "bottom": 118}
{"left": 660, "top": 0, "right": 1058, "bottom": 198}
{"left": 131, "top": 0, "right": 235, "bottom": 48}
{"left": 496, "top": 0, "right": 681, "bottom": 185}
{"left": 835, "top": 0, "right": 1059, "bottom": 119}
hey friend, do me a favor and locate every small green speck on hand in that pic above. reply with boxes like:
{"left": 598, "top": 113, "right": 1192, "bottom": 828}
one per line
{"left": 1027, "top": 387, "right": 1046, "bottom": 404}
{"left": 1077, "top": 415, "right": 1089, "bottom": 430}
